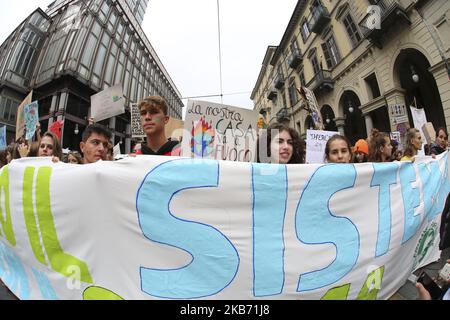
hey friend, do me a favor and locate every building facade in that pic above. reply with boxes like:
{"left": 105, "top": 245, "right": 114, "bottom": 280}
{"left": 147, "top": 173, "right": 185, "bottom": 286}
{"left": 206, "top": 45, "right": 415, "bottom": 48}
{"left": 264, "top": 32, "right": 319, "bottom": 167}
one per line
{"left": 251, "top": 0, "right": 450, "bottom": 145}
{"left": 0, "top": 0, "right": 183, "bottom": 153}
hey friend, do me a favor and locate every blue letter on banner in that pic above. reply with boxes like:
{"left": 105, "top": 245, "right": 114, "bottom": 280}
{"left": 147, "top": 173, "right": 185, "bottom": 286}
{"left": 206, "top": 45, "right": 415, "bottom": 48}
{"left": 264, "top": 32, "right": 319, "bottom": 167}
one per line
{"left": 252, "top": 164, "right": 287, "bottom": 297}
{"left": 400, "top": 162, "right": 421, "bottom": 243}
{"left": 371, "top": 163, "right": 398, "bottom": 257}
{"left": 137, "top": 159, "right": 239, "bottom": 299}
{"left": 296, "top": 164, "right": 359, "bottom": 292}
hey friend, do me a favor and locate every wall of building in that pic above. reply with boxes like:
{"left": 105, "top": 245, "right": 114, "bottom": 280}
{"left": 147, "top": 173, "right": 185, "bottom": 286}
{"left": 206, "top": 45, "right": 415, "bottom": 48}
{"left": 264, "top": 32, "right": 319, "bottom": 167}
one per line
{"left": 252, "top": 0, "right": 450, "bottom": 143}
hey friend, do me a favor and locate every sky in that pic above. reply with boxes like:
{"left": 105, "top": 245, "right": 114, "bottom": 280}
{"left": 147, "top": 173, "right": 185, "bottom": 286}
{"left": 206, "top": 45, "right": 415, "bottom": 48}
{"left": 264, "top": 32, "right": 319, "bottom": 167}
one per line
{"left": 0, "top": 0, "right": 298, "bottom": 114}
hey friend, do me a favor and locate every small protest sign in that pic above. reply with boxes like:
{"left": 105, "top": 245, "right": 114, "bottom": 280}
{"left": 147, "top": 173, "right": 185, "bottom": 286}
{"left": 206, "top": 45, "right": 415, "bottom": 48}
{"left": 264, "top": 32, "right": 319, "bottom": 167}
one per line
{"left": 306, "top": 129, "right": 339, "bottom": 164}
{"left": 182, "top": 100, "right": 258, "bottom": 162}
{"left": 90, "top": 84, "right": 125, "bottom": 122}
{"left": 131, "top": 103, "right": 145, "bottom": 138}
{"left": 15, "top": 91, "right": 33, "bottom": 140}
{"left": 24, "top": 101, "right": 39, "bottom": 140}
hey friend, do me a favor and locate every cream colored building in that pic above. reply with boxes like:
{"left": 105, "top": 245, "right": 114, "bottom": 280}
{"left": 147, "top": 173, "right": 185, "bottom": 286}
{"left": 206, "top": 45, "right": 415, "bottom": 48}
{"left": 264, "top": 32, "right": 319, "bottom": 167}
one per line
{"left": 251, "top": 0, "right": 450, "bottom": 144}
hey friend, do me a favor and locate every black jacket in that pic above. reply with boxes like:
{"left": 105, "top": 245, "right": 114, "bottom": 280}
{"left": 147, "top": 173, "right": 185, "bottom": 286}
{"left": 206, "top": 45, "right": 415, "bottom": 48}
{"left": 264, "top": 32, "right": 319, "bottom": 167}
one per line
{"left": 141, "top": 140, "right": 179, "bottom": 156}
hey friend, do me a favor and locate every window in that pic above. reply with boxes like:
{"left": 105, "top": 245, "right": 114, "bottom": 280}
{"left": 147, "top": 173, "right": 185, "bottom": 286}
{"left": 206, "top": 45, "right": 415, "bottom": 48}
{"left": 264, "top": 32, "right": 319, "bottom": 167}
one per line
{"left": 277, "top": 65, "right": 284, "bottom": 79}
{"left": 365, "top": 73, "right": 381, "bottom": 99}
{"left": 299, "top": 70, "right": 306, "bottom": 87}
{"left": 300, "top": 19, "right": 310, "bottom": 43}
{"left": 343, "top": 13, "right": 361, "bottom": 47}
{"left": 310, "top": 54, "right": 321, "bottom": 75}
{"left": 291, "top": 39, "right": 300, "bottom": 55}
{"left": 321, "top": 34, "right": 341, "bottom": 69}
{"left": 288, "top": 78, "right": 298, "bottom": 107}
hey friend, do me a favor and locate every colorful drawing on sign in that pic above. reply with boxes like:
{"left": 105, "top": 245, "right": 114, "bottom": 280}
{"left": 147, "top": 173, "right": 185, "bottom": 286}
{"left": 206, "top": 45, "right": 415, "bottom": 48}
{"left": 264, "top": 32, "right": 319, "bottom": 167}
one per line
{"left": 191, "top": 116, "right": 215, "bottom": 158}
{"left": 0, "top": 126, "right": 6, "bottom": 150}
{"left": 49, "top": 120, "right": 64, "bottom": 140}
{"left": 24, "top": 101, "right": 39, "bottom": 140}
{"left": 112, "top": 95, "right": 121, "bottom": 103}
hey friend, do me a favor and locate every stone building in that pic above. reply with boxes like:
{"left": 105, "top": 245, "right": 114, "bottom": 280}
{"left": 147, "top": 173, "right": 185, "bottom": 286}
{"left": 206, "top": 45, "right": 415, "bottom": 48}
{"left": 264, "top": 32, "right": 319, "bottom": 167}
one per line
{"left": 251, "top": 0, "right": 450, "bottom": 144}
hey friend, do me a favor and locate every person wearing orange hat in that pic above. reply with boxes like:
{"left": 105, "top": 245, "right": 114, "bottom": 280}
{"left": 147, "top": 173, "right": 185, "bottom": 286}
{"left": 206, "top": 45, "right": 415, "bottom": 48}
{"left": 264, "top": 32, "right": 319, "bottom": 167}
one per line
{"left": 352, "top": 139, "right": 369, "bottom": 163}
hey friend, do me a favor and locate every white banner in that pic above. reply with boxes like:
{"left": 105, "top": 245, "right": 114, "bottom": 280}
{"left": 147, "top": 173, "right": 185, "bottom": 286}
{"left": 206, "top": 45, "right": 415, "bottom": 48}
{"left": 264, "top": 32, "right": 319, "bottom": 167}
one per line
{"left": 306, "top": 129, "right": 339, "bottom": 164}
{"left": 90, "top": 84, "right": 125, "bottom": 122}
{"left": 182, "top": 100, "right": 258, "bottom": 162}
{"left": 0, "top": 153, "right": 449, "bottom": 300}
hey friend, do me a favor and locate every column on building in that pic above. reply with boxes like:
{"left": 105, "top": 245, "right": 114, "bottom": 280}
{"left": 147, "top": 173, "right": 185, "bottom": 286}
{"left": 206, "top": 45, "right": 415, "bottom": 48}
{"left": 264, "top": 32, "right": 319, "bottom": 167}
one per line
{"left": 364, "top": 114, "right": 374, "bottom": 137}
{"left": 125, "top": 123, "right": 131, "bottom": 154}
{"left": 109, "top": 116, "right": 116, "bottom": 143}
{"left": 334, "top": 117, "right": 346, "bottom": 136}
{"left": 384, "top": 88, "right": 407, "bottom": 133}
{"left": 429, "top": 62, "right": 450, "bottom": 133}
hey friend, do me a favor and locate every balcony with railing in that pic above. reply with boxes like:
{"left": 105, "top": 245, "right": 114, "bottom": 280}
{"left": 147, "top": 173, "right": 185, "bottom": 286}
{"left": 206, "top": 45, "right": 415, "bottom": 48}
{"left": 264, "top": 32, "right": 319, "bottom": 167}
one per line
{"left": 289, "top": 50, "right": 303, "bottom": 69}
{"left": 358, "top": 0, "right": 411, "bottom": 48}
{"left": 274, "top": 75, "right": 285, "bottom": 90}
{"left": 276, "top": 107, "right": 290, "bottom": 123}
{"left": 306, "top": 69, "right": 334, "bottom": 95}
{"left": 267, "top": 89, "right": 277, "bottom": 101}
{"left": 308, "top": 4, "right": 331, "bottom": 34}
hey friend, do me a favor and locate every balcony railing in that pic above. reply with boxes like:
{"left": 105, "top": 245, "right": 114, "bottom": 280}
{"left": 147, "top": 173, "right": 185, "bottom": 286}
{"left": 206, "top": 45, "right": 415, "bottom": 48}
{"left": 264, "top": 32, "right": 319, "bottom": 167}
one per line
{"left": 274, "top": 75, "right": 285, "bottom": 89}
{"left": 359, "top": 0, "right": 411, "bottom": 48}
{"left": 267, "top": 90, "right": 277, "bottom": 101}
{"left": 276, "top": 107, "right": 290, "bottom": 123}
{"left": 308, "top": 4, "right": 331, "bottom": 34}
{"left": 306, "top": 70, "right": 334, "bottom": 95}
{"left": 289, "top": 51, "right": 303, "bottom": 69}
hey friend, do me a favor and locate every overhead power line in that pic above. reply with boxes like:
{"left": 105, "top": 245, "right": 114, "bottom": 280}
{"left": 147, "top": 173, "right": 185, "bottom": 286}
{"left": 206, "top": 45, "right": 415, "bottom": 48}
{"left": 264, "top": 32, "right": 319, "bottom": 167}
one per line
{"left": 181, "top": 91, "right": 252, "bottom": 100}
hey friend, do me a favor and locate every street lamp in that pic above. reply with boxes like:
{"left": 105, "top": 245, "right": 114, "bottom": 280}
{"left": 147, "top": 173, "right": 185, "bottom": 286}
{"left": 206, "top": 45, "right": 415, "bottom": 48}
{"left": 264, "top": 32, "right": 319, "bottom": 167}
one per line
{"left": 411, "top": 65, "right": 420, "bottom": 83}
{"left": 348, "top": 101, "right": 354, "bottom": 113}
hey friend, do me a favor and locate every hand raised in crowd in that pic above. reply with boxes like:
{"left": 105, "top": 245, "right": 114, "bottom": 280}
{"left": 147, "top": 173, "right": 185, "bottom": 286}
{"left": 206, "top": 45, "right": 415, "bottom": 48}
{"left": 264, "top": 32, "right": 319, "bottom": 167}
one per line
{"left": 88, "top": 117, "right": 95, "bottom": 125}
{"left": 18, "top": 142, "right": 29, "bottom": 158}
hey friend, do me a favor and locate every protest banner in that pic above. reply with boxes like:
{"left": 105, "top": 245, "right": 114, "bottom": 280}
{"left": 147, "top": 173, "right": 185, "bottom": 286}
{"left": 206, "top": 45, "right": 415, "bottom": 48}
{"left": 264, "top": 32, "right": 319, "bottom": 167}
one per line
{"left": 182, "top": 100, "right": 258, "bottom": 162}
{"left": 0, "top": 153, "right": 448, "bottom": 300}
{"left": 90, "top": 84, "right": 125, "bottom": 122}
{"left": 15, "top": 91, "right": 33, "bottom": 141}
{"left": 130, "top": 103, "right": 145, "bottom": 138}
{"left": 0, "top": 126, "right": 6, "bottom": 150}
{"left": 297, "top": 87, "right": 324, "bottom": 130}
{"left": 305, "top": 129, "right": 339, "bottom": 164}
{"left": 24, "top": 101, "right": 39, "bottom": 141}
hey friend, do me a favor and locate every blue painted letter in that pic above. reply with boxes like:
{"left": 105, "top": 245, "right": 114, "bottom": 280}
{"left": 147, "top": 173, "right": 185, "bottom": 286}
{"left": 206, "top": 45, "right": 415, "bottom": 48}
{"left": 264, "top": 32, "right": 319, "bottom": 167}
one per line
{"left": 371, "top": 163, "right": 398, "bottom": 257}
{"left": 252, "top": 163, "right": 287, "bottom": 297}
{"left": 137, "top": 159, "right": 239, "bottom": 299}
{"left": 296, "top": 164, "right": 359, "bottom": 292}
{"left": 400, "top": 162, "right": 421, "bottom": 243}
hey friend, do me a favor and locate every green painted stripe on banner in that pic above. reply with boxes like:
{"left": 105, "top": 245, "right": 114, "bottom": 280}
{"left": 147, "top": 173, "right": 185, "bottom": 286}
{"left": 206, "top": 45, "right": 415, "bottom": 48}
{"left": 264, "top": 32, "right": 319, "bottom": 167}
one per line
{"left": 0, "top": 167, "right": 16, "bottom": 246}
{"left": 35, "top": 167, "right": 93, "bottom": 284}
{"left": 23, "top": 167, "right": 47, "bottom": 265}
